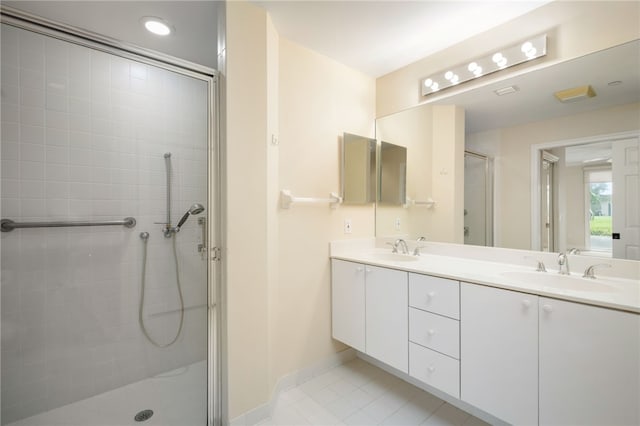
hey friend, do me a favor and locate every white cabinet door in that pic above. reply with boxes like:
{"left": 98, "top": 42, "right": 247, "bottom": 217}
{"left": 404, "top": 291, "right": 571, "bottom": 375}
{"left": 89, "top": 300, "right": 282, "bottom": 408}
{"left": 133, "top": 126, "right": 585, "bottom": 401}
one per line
{"left": 366, "top": 265, "right": 408, "bottom": 373}
{"left": 331, "top": 259, "right": 365, "bottom": 352}
{"left": 460, "top": 283, "right": 538, "bottom": 425}
{"left": 539, "top": 298, "right": 640, "bottom": 425}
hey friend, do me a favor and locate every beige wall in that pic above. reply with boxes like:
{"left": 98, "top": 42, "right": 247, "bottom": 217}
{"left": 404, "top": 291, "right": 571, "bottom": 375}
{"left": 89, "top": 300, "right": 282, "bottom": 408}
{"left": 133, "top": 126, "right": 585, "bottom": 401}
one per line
{"left": 225, "top": 0, "right": 640, "bottom": 419}
{"left": 273, "top": 36, "right": 375, "bottom": 391}
{"left": 377, "top": 1, "right": 640, "bottom": 117}
{"left": 225, "top": 2, "right": 375, "bottom": 419}
{"left": 225, "top": 1, "right": 271, "bottom": 418}
{"left": 468, "top": 102, "right": 640, "bottom": 250}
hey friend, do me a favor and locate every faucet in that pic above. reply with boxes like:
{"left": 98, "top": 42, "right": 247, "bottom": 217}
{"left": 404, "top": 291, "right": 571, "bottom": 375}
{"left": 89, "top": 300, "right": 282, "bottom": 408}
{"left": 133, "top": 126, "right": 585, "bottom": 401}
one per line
{"left": 413, "top": 236, "right": 427, "bottom": 256}
{"left": 524, "top": 255, "right": 547, "bottom": 272}
{"left": 583, "top": 263, "right": 611, "bottom": 279}
{"left": 395, "top": 239, "right": 409, "bottom": 255}
{"left": 568, "top": 247, "right": 581, "bottom": 255}
{"left": 557, "top": 252, "right": 570, "bottom": 275}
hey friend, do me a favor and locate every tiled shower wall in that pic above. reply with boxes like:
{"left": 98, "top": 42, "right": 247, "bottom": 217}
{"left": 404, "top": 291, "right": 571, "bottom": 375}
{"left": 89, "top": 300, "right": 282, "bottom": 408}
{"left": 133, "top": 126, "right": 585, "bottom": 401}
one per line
{"left": 1, "top": 24, "right": 208, "bottom": 424}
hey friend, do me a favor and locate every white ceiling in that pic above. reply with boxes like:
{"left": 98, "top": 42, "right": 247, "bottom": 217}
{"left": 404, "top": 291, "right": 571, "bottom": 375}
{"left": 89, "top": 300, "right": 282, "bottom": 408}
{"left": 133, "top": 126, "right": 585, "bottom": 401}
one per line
{"left": 3, "top": 1, "right": 637, "bottom": 134}
{"left": 253, "top": 0, "right": 551, "bottom": 77}
{"left": 2, "top": 1, "right": 220, "bottom": 69}
{"left": 430, "top": 39, "right": 640, "bottom": 133}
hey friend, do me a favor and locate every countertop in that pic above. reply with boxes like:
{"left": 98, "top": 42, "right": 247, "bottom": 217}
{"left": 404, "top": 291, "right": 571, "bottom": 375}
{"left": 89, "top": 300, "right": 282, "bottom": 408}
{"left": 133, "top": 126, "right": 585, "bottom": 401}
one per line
{"left": 331, "top": 244, "right": 640, "bottom": 314}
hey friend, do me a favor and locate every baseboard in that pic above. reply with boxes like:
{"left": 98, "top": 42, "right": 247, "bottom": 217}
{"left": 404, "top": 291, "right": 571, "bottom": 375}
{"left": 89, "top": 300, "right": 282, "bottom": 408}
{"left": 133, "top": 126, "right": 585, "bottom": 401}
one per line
{"left": 229, "top": 348, "right": 357, "bottom": 426}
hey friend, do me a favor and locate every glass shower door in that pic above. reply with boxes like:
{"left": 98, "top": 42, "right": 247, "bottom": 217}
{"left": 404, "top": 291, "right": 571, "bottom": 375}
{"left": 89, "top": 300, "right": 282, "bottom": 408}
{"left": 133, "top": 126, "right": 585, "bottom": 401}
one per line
{"left": 1, "top": 21, "right": 212, "bottom": 426}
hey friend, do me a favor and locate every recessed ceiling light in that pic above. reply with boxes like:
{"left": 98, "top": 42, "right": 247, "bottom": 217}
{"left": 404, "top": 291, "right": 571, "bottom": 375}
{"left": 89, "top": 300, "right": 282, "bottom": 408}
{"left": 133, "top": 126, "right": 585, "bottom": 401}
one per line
{"left": 141, "top": 17, "right": 172, "bottom": 36}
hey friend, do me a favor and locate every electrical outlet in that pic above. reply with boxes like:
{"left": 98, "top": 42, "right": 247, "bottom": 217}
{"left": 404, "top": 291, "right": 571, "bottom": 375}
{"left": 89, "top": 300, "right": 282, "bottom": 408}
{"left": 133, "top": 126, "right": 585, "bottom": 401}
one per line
{"left": 395, "top": 217, "right": 401, "bottom": 231}
{"left": 344, "top": 219, "right": 353, "bottom": 234}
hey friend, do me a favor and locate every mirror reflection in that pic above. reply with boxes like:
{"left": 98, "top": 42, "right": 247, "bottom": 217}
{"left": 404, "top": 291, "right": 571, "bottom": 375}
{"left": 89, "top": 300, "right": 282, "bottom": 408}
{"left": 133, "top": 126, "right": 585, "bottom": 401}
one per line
{"left": 342, "top": 133, "right": 376, "bottom": 204}
{"left": 378, "top": 142, "right": 407, "bottom": 206}
{"left": 375, "top": 40, "right": 640, "bottom": 261}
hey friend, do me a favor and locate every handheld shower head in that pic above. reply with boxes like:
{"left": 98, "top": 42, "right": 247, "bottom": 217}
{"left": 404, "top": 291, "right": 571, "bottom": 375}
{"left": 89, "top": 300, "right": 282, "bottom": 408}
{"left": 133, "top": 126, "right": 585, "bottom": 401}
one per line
{"left": 175, "top": 203, "right": 205, "bottom": 231}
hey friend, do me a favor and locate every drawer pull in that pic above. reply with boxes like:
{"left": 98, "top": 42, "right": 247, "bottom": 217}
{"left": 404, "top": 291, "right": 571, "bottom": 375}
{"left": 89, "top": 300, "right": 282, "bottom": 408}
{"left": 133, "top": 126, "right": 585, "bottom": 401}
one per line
{"left": 542, "top": 304, "right": 553, "bottom": 313}
{"left": 365, "top": 268, "right": 372, "bottom": 274}
{"left": 522, "top": 300, "right": 531, "bottom": 309}
{"left": 427, "top": 365, "right": 436, "bottom": 373}
{"left": 427, "top": 291, "right": 436, "bottom": 300}
{"left": 356, "top": 266, "right": 364, "bottom": 273}
{"left": 427, "top": 329, "right": 436, "bottom": 336}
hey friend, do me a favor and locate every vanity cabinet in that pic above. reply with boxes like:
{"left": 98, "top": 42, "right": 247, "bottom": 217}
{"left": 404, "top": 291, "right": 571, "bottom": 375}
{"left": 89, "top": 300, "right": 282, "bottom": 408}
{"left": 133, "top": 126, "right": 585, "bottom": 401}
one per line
{"left": 539, "top": 297, "right": 640, "bottom": 425}
{"left": 365, "top": 265, "right": 408, "bottom": 372}
{"left": 460, "top": 283, "right": 538, "bottom": 425}
{"left": 331, "top": 259, "right": 408, "bottom": 372}
{"left": 408, "top": 273, "right": 460, "bottom": 398}
{"left": 331, "top": 259, "right": 365, "bottom": 352}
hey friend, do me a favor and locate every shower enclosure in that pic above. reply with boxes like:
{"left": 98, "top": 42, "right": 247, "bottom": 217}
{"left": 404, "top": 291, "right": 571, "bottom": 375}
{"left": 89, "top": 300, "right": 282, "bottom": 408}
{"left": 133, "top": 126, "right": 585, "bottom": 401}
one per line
{"left": 1, "top": 9, "right": 219, "bottom": 426}
{"left": 463, "top": 151, "right": 493, "bottom": 247}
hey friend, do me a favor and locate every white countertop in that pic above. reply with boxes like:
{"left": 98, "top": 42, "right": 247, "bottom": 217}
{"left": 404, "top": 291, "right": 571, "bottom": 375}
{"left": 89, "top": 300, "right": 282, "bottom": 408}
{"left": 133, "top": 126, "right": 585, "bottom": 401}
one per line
{"left": 330, "top": 240, "right": 640, "bottom": 314}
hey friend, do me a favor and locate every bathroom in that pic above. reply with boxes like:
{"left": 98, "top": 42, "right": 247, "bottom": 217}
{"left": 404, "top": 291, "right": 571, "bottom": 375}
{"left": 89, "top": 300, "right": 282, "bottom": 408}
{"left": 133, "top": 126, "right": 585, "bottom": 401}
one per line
{"left": 1, "top": 1, "right": 639, "bottom": 426}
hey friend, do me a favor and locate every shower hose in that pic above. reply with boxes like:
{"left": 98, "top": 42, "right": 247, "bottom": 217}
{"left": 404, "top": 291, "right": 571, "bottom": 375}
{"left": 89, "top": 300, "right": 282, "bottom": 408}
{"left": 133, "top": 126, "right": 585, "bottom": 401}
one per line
{"left": 139, "top": 232, "right": 185, "bottom": 347}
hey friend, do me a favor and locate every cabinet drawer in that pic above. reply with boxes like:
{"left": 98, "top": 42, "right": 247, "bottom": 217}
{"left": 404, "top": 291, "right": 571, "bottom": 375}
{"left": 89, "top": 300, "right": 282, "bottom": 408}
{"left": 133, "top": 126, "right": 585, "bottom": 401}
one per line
{"left": 409, "top": 273, "right": 460, "bottom": 319}
{"left": 409, "top": 308, "right": 459, "bottom": 359}
{"left": 409, "top": 343, "right": 460, "bottom": 399}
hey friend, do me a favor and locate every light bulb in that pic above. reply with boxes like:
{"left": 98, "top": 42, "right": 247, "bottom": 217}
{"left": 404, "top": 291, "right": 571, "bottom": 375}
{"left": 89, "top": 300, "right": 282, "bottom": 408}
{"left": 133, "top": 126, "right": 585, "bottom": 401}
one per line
{"left": 492, "top": 52, "right": 504, "bottom": 63}
{"left": 424, "top": 78, "right": 433, "bottom": 88}
{"left": 521, "top": 42, "right": 533, "bottom": 53}
{"left": 467, "top": 62, "right": 478, "bottom": 72}
{"left": 142, "top": 17, "right": 172, "bottom": 36}
{"left": 444, "top": 71, "right": 454, "bottom": 80}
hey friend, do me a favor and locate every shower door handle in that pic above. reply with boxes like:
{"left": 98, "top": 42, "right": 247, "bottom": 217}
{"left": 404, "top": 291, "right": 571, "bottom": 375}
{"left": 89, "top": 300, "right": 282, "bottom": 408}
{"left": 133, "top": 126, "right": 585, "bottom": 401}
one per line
{"left": 198, "top": 217, "right": 207, "bottom": 258}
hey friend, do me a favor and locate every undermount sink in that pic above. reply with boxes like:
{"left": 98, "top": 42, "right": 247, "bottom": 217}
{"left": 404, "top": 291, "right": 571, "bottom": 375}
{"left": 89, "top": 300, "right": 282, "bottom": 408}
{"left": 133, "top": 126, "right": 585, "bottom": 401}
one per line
{"left": 500, "top": 270, "right": 616, "bottom": 293}
{"left": 371, "top": 252, "right": 420, "bottom": 262}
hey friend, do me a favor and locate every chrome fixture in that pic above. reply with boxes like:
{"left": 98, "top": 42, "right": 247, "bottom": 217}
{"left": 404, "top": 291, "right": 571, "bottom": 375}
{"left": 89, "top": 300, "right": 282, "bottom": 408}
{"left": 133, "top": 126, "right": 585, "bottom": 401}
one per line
{"left": 421, "top": 33, "right": 547, "bottom": 96}
{"left": 583, "top": 263, "right": 611, "bottom": 279}
{"left": 568, "top": 247, "right": 581, "bottom": 255}
{"left": 1, "top": 217, "right": 136, "bottom": 232}
{"left": 175, "top": 203, "right": 205, "bottom": 232}
{"left": 413, "top": 236, "right": 427, "bottom": 256}
{"left": 388, "top": 238, "right": 409, "bottom": 255}
{"left": 162, "top": 153, "right": 173, "bottom": 237}
{"left": 525, "top": 256, "right": 547, "bottom": 272}
{"left": 139, "top": 229, "right": 185, "bottom": 348}
{"left": 557, "top": 252, "right": 570, "bottom": 275}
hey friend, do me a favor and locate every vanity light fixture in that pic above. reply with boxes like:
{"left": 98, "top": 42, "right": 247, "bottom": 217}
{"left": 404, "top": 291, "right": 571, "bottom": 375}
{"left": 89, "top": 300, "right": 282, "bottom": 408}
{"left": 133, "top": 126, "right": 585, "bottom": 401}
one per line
{"left": 141, "top": 16, "right": 173, "bottom": 36}
{"left": 421, "top": 34, "right": 547, "bottom": 96}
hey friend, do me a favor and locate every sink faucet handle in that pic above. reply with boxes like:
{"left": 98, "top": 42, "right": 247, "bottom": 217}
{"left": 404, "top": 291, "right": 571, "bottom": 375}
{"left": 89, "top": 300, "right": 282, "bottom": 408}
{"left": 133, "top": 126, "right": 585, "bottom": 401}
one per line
{"left": 385, "top": 242, "right": 398, "bottom": 253}
{"left": 413, "top": 246, "right": 427, "bottom": 256}
{"left": 524, "top": 255, "right": 547, "bottom": 272}
{"left": 583, "top": 263, "right": 612, "bottom": 279}
{"left": 557, "top": 252, "right": 570, "bottom": 275}
{"left": 417, "top": 236, "right": 427, "bottom": 242}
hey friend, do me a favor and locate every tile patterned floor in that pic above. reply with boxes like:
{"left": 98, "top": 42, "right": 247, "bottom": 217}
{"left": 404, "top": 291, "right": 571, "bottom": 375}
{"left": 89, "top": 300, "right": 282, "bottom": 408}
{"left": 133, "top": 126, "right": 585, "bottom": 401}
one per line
{"left": 256, "top": 358, "right": 489, "bottom": 426}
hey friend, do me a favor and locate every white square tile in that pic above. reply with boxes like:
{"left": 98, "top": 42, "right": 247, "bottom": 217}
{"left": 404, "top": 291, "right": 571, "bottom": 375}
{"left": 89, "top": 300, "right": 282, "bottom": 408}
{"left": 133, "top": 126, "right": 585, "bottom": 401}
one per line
{"left": 20, "top": 106, "right": 45, "bottom": 126}
{"left": 324, "top": 397, "right": 360, "bottom": 421}
{"left": 2, "top": 101, "right": 20, "bottom": 123}
{"left": 21, "top": 143, "right": 45, "bottom": 162}
{"left": 21, "top": 88, "right": 45, "bottom": 108}
{"left": 421, "top": 403, "right": 471, "bottom": 426}
{"left": 2, "top": 122, "right": 20, "bottom": 143}
{"left": 360, "top": 397, "right": 399, "bottom": 424}
{"left": 20, "top": 125, "right": 44, "bottom": 144}
{"left": 45, "top": 128, "right": 68, "bottom": 147}
{"left": 20, "top": 68, "right": 45, "bottom": 90}
{"left": 343, "top": 410, "right": 377, "bottom": 426}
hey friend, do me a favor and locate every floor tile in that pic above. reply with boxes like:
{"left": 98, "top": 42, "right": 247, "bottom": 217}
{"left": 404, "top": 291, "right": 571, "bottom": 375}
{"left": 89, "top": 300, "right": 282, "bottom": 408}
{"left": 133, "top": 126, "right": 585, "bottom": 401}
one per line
{"left": 260, "top": 358, "right": 488, "bottom": 426}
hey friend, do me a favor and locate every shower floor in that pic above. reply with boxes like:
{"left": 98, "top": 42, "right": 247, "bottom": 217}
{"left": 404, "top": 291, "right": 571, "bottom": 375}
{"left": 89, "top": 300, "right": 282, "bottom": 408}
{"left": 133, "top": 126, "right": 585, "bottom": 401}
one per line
{"left": 6, "top": 361, "right": 207, "bottom": 426}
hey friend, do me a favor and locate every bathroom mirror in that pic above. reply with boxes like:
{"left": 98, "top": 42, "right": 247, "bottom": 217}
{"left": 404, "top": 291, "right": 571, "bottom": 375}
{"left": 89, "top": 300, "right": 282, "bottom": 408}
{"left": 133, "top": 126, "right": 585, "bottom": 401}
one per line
{"left": 375, "top": 40, "right": 640, "bottom": 261}
{"left": 378, "top": 142, "right": 407, "bottom": 205}
{"left": 342, "top": 133, "right": 377, "bottom": 204}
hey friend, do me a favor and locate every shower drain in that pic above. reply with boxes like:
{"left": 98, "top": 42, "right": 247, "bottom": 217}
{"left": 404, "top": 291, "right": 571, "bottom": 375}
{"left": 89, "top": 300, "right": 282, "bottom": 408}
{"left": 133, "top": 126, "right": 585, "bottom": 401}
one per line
{"left": 134, "top": 409, "right": 154, "bottom": 422}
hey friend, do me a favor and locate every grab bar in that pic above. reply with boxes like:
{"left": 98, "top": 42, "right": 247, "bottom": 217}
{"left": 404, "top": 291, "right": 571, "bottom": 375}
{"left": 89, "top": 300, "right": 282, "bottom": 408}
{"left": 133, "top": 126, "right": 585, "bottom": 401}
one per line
{"left": 1, "top": 217, "right": 136, "bottom": 232}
